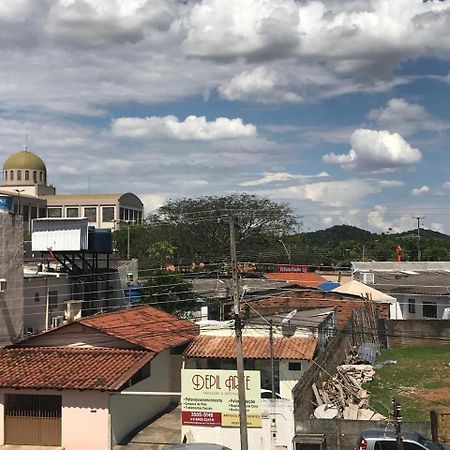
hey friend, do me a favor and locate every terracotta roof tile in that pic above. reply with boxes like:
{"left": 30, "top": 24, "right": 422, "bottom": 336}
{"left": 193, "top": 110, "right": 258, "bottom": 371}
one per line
{"left": 183, "top": 335, "right": 317, "bottom": 360}
{"left": 80, "top": 306, "right": 199, "bottom": 353}
{"left": 265, "top": 272, "right": 326, "bottom": 287}
{"left": 0, "top": 347, "right": 154, "bottom": 391}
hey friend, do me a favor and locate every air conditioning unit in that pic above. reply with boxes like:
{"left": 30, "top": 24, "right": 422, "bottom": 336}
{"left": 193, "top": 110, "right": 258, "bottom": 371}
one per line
{"left": 360, "top": 272, "right": 375, "bottom": 284}
{"left": 0, "top": 279, "right": 6, "bottom": 292}
{"left": 51, "top": 316, "right": 64, "bottom": 328}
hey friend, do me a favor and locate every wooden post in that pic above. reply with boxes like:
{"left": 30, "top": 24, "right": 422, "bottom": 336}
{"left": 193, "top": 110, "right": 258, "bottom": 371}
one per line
{"left": 430, "top": 410, "right": 439, "bottom": 443}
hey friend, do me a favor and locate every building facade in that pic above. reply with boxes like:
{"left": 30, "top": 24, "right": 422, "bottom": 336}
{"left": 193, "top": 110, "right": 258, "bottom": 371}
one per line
{"left": 1, "top": 148, "right": 144, "bottom": 230}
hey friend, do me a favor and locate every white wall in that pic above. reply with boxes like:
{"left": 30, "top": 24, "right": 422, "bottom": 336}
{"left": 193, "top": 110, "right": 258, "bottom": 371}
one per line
{"left": 182, "top": 398, "right": 294, "bottom": 450}
{"left": 0, "top": 388, "right": 110, "bottom": 450}
{"left": 23, "top": 274, "right": 71, "bottom": 333}
{"left": 279, "top": 360, "right": 311, "bottom": 399}
{"left": 110, "top": 349, "right": 178, "bottom": 445}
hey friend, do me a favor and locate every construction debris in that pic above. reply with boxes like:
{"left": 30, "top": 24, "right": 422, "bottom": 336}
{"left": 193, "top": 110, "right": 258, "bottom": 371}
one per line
{"left": 312, "top": 359, "right": 385, "bottom": 421}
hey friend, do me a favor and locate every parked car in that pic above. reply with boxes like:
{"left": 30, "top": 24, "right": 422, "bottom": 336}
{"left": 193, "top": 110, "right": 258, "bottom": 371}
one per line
{"left": 356, "top": 429, "right": 450, "bottom": 450}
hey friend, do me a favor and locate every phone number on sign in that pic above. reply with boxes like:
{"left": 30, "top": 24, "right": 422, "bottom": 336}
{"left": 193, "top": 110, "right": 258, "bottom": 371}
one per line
{"left": 181, "top": 411, "right": 222, "bottom": 426}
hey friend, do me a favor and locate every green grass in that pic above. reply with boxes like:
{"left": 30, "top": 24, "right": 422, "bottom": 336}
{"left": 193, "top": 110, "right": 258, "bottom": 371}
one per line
{"left": 364, "top": 344, "right": 450, "bottom": 421}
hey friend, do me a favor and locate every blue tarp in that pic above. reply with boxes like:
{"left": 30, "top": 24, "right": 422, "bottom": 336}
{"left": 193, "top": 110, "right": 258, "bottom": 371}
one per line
{"left": 317, "top": 281, "right": 340, "bottom": 291}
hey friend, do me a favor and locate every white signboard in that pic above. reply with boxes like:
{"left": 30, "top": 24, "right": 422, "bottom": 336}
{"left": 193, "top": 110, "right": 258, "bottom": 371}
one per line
{"left": 181, "top": 369, "right": 261, "bottom": 428}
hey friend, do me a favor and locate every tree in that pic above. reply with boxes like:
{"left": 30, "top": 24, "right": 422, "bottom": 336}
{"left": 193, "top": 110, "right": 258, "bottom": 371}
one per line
{"left": 150, "top": 194, "right": 300, "bottom": 262}
{"left": 143, "top": 269, "right": 194, "bottom": 313}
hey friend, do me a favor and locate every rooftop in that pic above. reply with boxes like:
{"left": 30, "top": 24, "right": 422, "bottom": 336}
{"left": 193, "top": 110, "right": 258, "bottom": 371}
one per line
{"left": 265, "top": 271, "right": 326, "bottom": 287}
{"left": 183, "top": 335, "right": 317, "bottom": 360}
{"left": 80, "top": 305, "right": 199, "bottom": 353}
{"left": 0, "top": 347, "right": 154, "bottom": 391}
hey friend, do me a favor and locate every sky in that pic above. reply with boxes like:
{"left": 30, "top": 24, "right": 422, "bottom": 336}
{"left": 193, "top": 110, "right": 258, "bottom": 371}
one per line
{"left": 1, "top": 0, "right": 450, "bottom": 234}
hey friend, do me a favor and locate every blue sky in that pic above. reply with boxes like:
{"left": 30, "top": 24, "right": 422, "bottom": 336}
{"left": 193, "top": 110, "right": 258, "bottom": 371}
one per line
{"left": 1, "top": 0, "right": 450, "bottom": 233}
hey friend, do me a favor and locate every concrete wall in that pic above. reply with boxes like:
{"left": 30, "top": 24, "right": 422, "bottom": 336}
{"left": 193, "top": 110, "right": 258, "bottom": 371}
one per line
{"left": 279, "top": 360, "right": 311, "bottom": 399}
{"left": 295, "top": 418, "right": 430, "bottom": 450}
{"left": 110, "top": 349, "right": 176, "bottom": 445}
{"left": 393, "top": 293, "right": 450, "bottom": 320}
{"left": 0, "top": 388, "right": 110, "bottom": 450}
{"left": 182, "top": 398, "right": 294, "bottom": 450}
{"left": 0, "top": 213, "right": 24, "bottom": 346}
{"left": 387, "top": 319, "right": 450, "bottom": 347}
{"left": 23, "top": 274, "right": 71, "bottom": 333}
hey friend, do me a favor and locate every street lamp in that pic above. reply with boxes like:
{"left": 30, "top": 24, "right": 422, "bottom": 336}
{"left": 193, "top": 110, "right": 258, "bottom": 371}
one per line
{"left": 14, "top": 189, "right": 25, "bottom": 215}
{"left": 278, "top": 239, "right": 291, "bottom": 263}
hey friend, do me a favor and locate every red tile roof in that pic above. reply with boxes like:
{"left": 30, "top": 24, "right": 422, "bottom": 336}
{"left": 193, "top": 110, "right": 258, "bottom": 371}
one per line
{"left": 0, "top": 347, "right": 154, "bottom": 391}
{"left": 265, "top": 272, "right": 326, "bottom": 287}
{"left": 183, "top": 335, "right": 317, "bottom": 360}
{"left": 80, "top": 306, "right": 199, "bottom": 353}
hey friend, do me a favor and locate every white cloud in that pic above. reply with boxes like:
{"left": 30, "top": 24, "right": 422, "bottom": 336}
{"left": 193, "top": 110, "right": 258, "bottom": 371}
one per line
{"left": 367, "top": 98, "right": 447, "bottom": 136}
{"left": 377, "top": 180, "right": 404, "bottom": 188}
{"left": 111, "top": 115, "right": 257, "bottom": 141}
{"left": 259, "top": 179, "right": 380, "bottom": 207}
{"left": 442, "top": 182, "right": 450, "bottom": 190}
{"left": 239, "top": 171, "right": 329, "bottom": 187}
{"left": 411, "top": 185, "right": 430, "bottom": 196}
{"left": 218, "top": 66, "right": 302, "bottom": 103}
{"left": 367, "top": 205, "right": 416, "bottom": 233}
{"left": 323, "top": 129, "right": 422, "bottom": 173}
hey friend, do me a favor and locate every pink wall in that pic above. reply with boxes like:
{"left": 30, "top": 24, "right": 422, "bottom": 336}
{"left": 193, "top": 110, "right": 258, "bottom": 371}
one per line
{"left": 0, "top": 389, "right": 110, "bottom": 450}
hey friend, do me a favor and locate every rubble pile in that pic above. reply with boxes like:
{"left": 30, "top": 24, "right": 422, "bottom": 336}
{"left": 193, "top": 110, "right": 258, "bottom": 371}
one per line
{"left": 312, "top": 362, "right": 385, "bottom": 421}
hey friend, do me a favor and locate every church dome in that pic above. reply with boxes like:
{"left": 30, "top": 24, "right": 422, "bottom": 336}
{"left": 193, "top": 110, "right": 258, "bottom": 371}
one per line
{"left": 3, "top": 150, "right": 46, "bottom": 171}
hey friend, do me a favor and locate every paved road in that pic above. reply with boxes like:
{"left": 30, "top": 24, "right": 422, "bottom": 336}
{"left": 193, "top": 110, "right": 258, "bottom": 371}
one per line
{"left": 114, "top": 405, "right": 181, "bottom": 450}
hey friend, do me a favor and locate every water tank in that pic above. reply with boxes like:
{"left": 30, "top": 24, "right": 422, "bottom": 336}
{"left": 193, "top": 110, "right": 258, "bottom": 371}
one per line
{"left": 0, "top": 195, "right": 13, "bottom": 213}
{"left": 88, "top": 228, "right": 113, "bottom": 253}
{"left": 124, "top": 285, "right": 143, "bottom": 303}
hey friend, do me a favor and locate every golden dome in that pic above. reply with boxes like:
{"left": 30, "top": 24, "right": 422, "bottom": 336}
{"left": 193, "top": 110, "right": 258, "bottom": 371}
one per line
{"left": 3, "top": 150, "right": 46, "bottom": 171}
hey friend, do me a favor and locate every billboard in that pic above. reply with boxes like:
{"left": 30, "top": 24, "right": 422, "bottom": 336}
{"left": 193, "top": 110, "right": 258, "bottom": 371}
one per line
{"left": 276, "top": 264, "right": 310, "bottom": 273}
{"left": 181, "top": 369, "right": 261, "bottom": 428}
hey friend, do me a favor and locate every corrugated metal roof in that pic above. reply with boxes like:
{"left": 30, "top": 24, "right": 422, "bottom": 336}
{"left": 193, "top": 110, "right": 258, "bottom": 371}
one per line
{"left": 81, "top": 305, "right": 199, "bottom": 353}
{"left": 0, "top": 347, "right": 154, "bottom": 391}
{"left": 183, "top": 335, "right": 317, "bottom": 360}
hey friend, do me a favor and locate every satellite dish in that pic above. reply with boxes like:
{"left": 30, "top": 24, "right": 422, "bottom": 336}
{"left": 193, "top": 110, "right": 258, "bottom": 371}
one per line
{"left": 314, "top": 404, "right": 339, "bottom": 419}
{"left": 281, "top": 309, "right": 297, "bottom": 325}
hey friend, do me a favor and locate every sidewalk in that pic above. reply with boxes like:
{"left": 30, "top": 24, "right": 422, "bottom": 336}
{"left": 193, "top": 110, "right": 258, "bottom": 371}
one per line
{"left": 114, "top": 405, "right": 181, "bottom": 450}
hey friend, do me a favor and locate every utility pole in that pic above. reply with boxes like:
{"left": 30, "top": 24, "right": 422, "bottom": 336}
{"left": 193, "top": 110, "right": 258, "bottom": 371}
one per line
{"left": 392, "top": 398, "right": 404, "bottom": 450}
{"left": 229, "top": 215, "right": 249, "bottom": 450}
{"left": 269, "top": 319, "right": 275, "bottom": 399}
{"left": 415, "top": 216, "right": 424, "bottom": 261}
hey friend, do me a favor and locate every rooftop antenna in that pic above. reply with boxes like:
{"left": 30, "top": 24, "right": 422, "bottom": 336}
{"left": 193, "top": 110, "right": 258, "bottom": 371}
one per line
{"left": 23, "top": 134, "right": 29, "bottom": 151}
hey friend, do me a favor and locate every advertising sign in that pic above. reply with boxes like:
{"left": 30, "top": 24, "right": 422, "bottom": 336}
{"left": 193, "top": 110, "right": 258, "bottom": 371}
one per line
{"left": 276, "top": 264, "right": 310, "bottom": 273}
{"left": 181, "top": 369, "right": 261, "bottom": 428}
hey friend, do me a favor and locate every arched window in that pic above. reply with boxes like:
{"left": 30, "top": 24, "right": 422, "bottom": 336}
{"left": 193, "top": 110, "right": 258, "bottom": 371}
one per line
{"left": 44, "top": 172, "right": 46, "bottom": 183}
{"left": 25, "top": 170, "right": 29, "bottom": 181}
{"left": 4, "top": 171, "right": 7, "bottom": 181}
{"left": 10, "top": 170, "right": 14, "bottom": 181}
{"left": 33, "top": 171, "right": 37, "bottom": 183}
{"left": 17, "top": 170, "right": 22, "bottom": 181}
{"left": 39, "top": 171, "right": 43, "bottom": 182}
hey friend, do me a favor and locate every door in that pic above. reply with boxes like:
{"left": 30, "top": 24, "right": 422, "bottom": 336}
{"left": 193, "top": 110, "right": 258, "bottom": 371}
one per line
{"left": 4, "top": 394, "right": 62, "bottom": 446}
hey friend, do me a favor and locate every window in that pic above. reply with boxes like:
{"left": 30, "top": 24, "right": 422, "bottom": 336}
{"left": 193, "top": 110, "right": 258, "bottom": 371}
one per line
{"left": 66, "top": 207, "right": 79, "bottom": 218}
{"left": 30, "top": 206, "right": 37, "bottom": 219}
{"left": 39, "top": 207, "right": 47, "bottom": 218}
{"left": 408, "top": 299, "right": 416, "bottom": 314}
{"left": 10, "top": 170, "right": 14, "bottom": 181}
{"left": 47, "top": 207, "right": 62, "bottom": 218}
{"left": 34, "top": 292, "right": 40, "bottom": 302}
{"left": 423, "top": 302, "right": 437, "bottom": 319}
{"left": 4, "top": 171, "right": 7, "bottom": 181}
{"left": 17, "top": 170, "right": 22, "bottom": 181}
{"left": 84, "top": 207, "right": 97, "bottom": 223}
{"left": 25, "top": 170, "right": 29, "bottom": 181}
{"left": 289, "top": 362, "right": 302, "bottom": 371}
{"left": 39, "top": 171, "right": 43, "bottom": 182}
{"left": 49, "top": 291, "right": 58, "bottom": 310}
{"left": 102, "top": 206, "right": 115, "bottom": 222}
{"left": 33, "top": 171, "right": 37, "bottom": 183}
{"left": 23, "top": 205, "right": 29, "bottom": 221}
